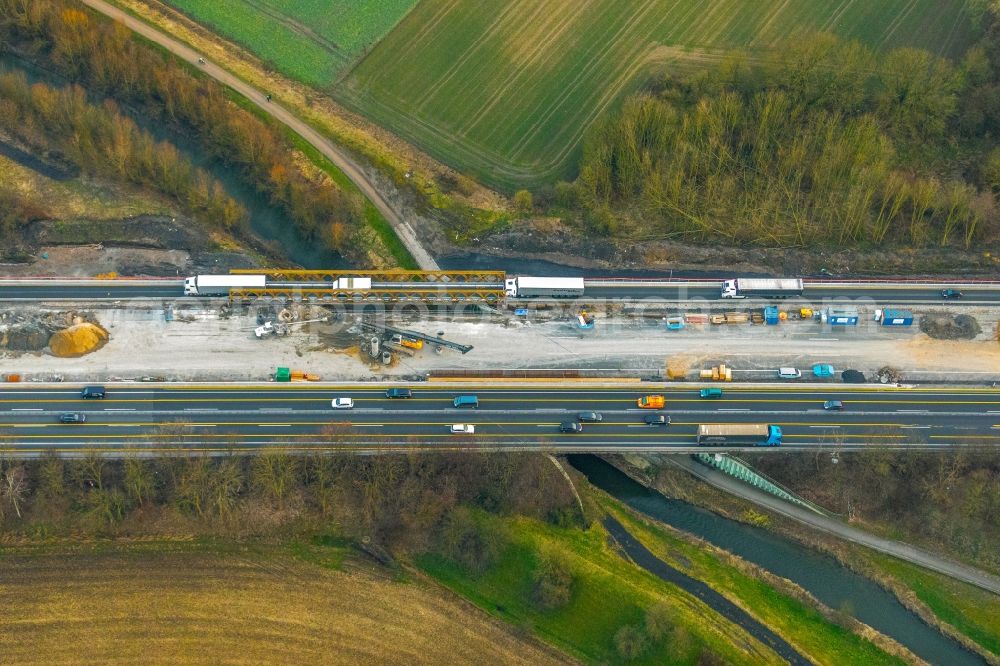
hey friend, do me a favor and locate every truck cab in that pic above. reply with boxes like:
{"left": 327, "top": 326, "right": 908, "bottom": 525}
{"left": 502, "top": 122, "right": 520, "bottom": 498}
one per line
{"left": 183, "top": 277, "right": 198, "bottom": 295}
{"left": 721, "top": 279, "right": 739, "bottom": 298}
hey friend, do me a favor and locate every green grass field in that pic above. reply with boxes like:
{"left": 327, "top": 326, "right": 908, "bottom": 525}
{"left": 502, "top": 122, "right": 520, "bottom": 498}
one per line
{"left": 342, "top": 0, "right": 977, "bottom": 188}
{"left": 164, "top": 0, "right": 419, "bottom": 87}
{"left": 419, "top": 506, "right": 902, "bottom": 665}
{"left": 866, "top": 554, "right": 1000, "bottom": 659}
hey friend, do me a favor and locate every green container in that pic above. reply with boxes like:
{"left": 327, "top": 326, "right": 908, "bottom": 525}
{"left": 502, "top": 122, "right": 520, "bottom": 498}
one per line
{"left": 275, "top": 367, "right": 291, "bottom": 382}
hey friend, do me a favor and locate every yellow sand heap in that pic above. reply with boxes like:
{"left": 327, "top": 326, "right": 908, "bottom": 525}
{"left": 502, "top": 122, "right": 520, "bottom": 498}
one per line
{"left": 48, "top": 322, "right": 109, "bottom": 357}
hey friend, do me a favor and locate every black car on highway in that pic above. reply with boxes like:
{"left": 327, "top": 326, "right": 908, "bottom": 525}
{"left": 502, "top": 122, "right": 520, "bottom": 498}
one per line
{"left": 59, "top": 412, "right": 87, "bottom": 423}
{"left": 560, "top": 422, "right": 583, "bottom": 433}
{"left": 577, "top": 411, "right": 603, "bottom": 422}
{"left": 644, "top": 414, "right": 670, "bottom": 426}
{"left": 385, "top": 388, "right": 412, "bottom": 399}
{"left": 941, "top": 288, "right": 963, "bottom": 299}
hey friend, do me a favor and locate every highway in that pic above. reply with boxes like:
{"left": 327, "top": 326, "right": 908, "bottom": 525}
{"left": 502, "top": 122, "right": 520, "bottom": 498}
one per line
{"left": 0, "top": 384, "right": 997, "bottom": 457}
{"left": 2, "top": 278, "right": 999, "bottom": 304}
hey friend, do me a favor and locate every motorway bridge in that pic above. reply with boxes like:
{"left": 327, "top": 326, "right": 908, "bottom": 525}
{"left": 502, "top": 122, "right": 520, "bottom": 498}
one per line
{"left": 1, "top": 277, "right": 999, "bottom": 304}
{"left": 0, "top": 384, "right": 997, "bottom": 457}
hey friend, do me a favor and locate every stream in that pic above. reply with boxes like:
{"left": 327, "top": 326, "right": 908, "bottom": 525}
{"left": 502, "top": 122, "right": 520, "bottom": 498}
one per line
{"left": 0, "top": 55, "right": 344, "bottom": 269}
{"left": 568, "top": 455, "right": 984, "bottom": 666}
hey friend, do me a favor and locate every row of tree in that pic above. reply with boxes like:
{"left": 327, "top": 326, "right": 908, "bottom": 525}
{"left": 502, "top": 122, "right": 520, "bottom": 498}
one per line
{"left": 0, "top": 451, "right": 576, "bottom": 551}
{"left": 0, "top": 71, "right": 247, "bottom": 231}
{"left": 0, "top": 0, "right": 368, "bottom": 258}
{"left": 572, "top": 21, "right": 1000, "bottom": 249}
{"left": 747, "top": 449, "right": 1000, "bottom": 570}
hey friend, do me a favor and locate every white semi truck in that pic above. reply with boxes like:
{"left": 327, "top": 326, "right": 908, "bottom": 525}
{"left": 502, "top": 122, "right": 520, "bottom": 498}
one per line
{"left": 721, "top": 278, "right": 804, "bottom": 299}
{"left": 505, "top": 276, "right": 585, "bottom": 298}
{"left": 184, "top": 274, "right": 266, "bottom": 296}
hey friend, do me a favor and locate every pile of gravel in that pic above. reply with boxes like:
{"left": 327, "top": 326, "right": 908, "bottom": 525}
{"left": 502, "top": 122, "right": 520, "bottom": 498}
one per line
{"left": 919, "top": 314, "right": 981, "bottom": 340}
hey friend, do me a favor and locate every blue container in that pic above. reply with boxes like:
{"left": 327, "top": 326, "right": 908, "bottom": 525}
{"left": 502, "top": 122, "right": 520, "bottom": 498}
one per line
{"left": 764, "top": 306, "right": 779, "bottom": 325}
{"left": 880, "top": 309, "right": 913, "bottom": 326}
{"left": 826, "top": 308, "right": 859, "bottom": 326}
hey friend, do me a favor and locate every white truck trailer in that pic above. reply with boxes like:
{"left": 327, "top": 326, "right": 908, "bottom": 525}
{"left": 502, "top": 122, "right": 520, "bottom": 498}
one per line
{"left": 505, "top": 276, "right": 585, "bottom": 298}
{"left": 721, "top": 278, "right": 804, "bottom": 299}
{"left": 184, "top": 274, "right": 267, "bottom": 296}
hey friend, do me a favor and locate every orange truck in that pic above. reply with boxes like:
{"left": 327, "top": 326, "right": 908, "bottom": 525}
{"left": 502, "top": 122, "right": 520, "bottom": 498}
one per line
{"left": 391, "top": 334, "right": 424, "bottom": 350}
{"left": 637, "top": 395, "right": 665, "bottom": 409}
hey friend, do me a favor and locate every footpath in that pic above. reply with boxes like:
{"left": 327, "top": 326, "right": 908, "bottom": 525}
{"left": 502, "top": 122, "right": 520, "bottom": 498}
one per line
{"left": 80, "top": 0, "right": 440, "bottom": 271}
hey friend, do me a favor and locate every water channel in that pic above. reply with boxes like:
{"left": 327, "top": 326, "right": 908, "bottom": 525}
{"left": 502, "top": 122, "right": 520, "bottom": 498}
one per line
{"left": 567, "top": 455, "right": 984, "bottom": 666}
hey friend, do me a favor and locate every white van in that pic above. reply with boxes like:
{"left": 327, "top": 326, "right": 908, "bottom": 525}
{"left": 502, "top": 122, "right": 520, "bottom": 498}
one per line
{"left": 778, "top": 367, "right": 802, "bottom": 379}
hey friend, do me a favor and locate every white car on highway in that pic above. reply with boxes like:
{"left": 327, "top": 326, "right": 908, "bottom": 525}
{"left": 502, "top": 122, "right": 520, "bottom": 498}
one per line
{"left": 450, "top": 424, "right": 475, "bottom": 434}
{"left": 331, "top": 397, "right": 354, "bottom": 409}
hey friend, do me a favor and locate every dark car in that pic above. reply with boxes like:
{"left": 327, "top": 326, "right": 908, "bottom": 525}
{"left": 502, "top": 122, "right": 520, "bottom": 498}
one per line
{"left": 384, "top": 388, "right": 412, "bottom": 399}
{"left": 823, "top": 400, "right": 845, "bottom": 411}
{"left": 941, "top": 288, "right": 964, "bottom": 299}
{"left": 59, "top": 412, "right": 87, "bottom": 423}
{"left": 80, "top": 385, "right": 106, "bottom": 399}
{"left": 644, "top": 414, "right": 670, "bottom": 426}
{"left": 559, "top": 421, "right": 583, "bottom": 433}
{"left": 577, "top": 411, "right": 603, "bottom": 422}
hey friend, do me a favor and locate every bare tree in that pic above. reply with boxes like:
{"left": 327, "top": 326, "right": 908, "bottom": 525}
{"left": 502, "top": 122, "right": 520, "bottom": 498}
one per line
{"left": 123, "top": 455, "right": 155, "bottom": 506}
{"left": 251, "top": 452, "right": 299, "bottom": 509}
{"left": 210, "top": 456, "right": 244, "bottom": 519}
{"left": 0, "top": 463, "right": 28, "bottom": 519}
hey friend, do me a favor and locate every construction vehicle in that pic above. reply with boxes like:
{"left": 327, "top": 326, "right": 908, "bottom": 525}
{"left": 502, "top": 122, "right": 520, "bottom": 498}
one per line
{"left": 255, "top": 316, "right": 329, "bottom": 338}
{"left": 637, "top": 395, "right": 665, "bottom": 409}
{"left": 391, "top": 334, "right": 424, "bottom": 350}
{"left": 697, "top": 423, "right": 782, "bottom": 446}
{"left": 721, "top": 278, "right": 803, "bottom": 299}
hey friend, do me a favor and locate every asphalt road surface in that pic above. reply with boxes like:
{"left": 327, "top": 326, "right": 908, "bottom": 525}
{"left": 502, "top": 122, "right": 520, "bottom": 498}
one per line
{"left": 1, "top": 384, "right": 997, "bottom": 456}
{"left": 3, "top": 279, "right": 999, "bottom": 305}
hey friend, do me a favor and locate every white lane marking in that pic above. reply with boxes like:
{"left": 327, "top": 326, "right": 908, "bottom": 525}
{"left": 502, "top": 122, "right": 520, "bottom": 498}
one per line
{"left": 897, "top": 410, "right": 930, "bottom": 413}
{"left": 106, "top": 408, "right": 136, "bottom": 411}
{"left": 12, "top": 408, "right": 42, "bottom": 411}
{"left": 260, "top": 424, "right": 290, "bottom": 427}
{"left": 719, "top": 409, "right": 750, "bottom": 412}
{"left": 809, "top": 425, "right": 840, "bottom": 428}
{"left": 353, "top": 424, "right": 383, "bottom": 427}
{"left": 809, "top": 338, "right": 839, "bottom": 341}
{"left": 901, "top": 425, "right": 931, "bottom": 429}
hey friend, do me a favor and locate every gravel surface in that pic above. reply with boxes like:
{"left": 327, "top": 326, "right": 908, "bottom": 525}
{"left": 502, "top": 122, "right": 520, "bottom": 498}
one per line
{"left": 1, "top": 305, "right": 997, "bottom": 383}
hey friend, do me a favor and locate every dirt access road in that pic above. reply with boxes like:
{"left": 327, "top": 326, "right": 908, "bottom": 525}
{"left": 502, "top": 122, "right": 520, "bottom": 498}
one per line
{"left": 80, "top": 0, "right": 440, "bottom": 271}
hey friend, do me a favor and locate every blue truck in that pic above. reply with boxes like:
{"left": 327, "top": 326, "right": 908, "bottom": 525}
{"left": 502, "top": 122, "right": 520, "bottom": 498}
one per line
{"left": 696, "top": 424, "right": 782, "bottom": 446}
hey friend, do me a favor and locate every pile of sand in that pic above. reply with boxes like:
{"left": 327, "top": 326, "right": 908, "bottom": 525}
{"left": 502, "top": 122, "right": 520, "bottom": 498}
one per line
{"left": 48, "top": 322, "right": 109, "bottom": 357}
